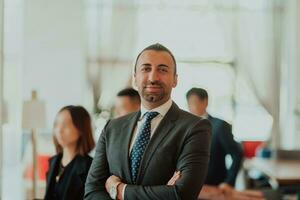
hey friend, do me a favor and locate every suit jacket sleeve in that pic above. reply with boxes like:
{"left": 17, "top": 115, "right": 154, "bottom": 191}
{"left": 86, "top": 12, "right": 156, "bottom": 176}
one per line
{"left": 84, "top": 121, "right": 112, "bottom": 200}
{"left": 218, "top": 123, "right": 243, "bottom": 186}
{"left": 124, "top": 119, "right": 211, "bottom": 200}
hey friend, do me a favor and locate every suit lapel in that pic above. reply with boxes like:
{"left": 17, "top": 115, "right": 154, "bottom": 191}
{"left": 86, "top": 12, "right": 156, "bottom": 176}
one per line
{"left": 121, "top": 111, "right": 141, "bottom": 184}
{"left": 207, "top": 114, "right": 213, "bottom": 121}
{"left": 136, "top": 102, "right": 180, "bottom": 183}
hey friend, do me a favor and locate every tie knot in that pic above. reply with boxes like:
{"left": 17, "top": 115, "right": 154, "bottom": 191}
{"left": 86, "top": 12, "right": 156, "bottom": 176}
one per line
{"left": 144, "top": 111, "right": 159, "bottom": 121}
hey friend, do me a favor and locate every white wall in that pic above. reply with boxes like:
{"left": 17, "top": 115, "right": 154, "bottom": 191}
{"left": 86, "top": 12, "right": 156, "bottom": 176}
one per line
{"left": 0, "top": 0, "right": 3, "bottom": 197}
{"left": 2, "top": 0, "right": 24, "bottom": 198}
{"left": 2, "top": 0, "right": 87, "bottom": 199}
{"left": 23, "top": 0, "right": 87, "bottom": 128}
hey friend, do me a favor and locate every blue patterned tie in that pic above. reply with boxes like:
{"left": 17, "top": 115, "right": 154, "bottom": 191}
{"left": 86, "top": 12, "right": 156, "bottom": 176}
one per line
{"left": 130, "top": 111, "right": 159, "bottom": 183}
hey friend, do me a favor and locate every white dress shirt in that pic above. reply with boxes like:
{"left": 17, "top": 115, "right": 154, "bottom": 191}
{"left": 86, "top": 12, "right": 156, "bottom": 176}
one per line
{"left": 129, "top": 98, "right": 173, "bottom": 153}
{"left": 200, "top": 112, "right": 208, "bottom": 119}
{"left": 122, "top": 98, "right": 173, "bottom": 198}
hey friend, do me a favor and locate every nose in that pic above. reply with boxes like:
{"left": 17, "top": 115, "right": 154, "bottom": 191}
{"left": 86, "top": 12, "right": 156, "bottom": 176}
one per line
{"left": 148, "top": 70, "right": 159, "bottom": 82}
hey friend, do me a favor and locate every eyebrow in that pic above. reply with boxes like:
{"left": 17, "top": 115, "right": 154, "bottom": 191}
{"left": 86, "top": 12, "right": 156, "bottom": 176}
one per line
{"left": 158, "top": 64, "right": 169, "bottom": 68}
{"left": 140, "top": 63, "right": 169, "bottom": 68}
{"left": 140, "top": 63, "right": 151, "bottom": 67}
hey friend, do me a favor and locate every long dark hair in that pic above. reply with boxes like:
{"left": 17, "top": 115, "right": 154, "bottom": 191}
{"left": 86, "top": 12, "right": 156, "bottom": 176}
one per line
{"left": 53, "top": 105, "right": 95, "bottom": 155}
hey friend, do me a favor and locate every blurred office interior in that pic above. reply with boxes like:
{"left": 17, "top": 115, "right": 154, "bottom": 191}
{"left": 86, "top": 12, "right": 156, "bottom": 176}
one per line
{"left": 0, "top": 0, "right": 300, "bottom": 199}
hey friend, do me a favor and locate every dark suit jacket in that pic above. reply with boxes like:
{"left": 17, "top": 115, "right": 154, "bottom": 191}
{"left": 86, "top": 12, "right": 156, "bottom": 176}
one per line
{"left": 44, "top": 154, "right": 93, "bottom": 200}
{"left": 85, "top": 102, "right": 211, "bottom": 200}
{"left": 205, "top": 115, "right": 243, "bottom": 186}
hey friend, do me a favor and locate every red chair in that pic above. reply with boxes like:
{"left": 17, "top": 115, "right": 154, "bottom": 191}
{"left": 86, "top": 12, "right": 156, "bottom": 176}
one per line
{"left": 24, "top": 154, "right": 50, "bottom": 181}
{"left": 242, "top": 141, "right": 263, "bottom": 158}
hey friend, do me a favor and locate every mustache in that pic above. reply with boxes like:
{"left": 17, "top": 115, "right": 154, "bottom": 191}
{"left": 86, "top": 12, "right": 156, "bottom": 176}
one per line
{"left": 143, "top": 81, "right": 164, "bottom": 87}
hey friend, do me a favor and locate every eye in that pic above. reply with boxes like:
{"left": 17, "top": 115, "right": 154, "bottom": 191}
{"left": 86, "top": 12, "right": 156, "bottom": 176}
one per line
{"left": 141, "top": 66, "right": 151, "bottom": 72}
{"left": 159, "top": 67, "right": 168, "bottom": 73}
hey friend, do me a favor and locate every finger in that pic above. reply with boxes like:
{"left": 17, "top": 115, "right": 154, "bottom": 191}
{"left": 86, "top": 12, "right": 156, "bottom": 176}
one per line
{"left": 173, "top": 172, "right": 181, "bottom": 181}
{"left": 167, "top": 171, "right": 181, "bottom": 185}
{"left": 169, "top": 174, "right": 178, "bottom": 182}
{"left": 168, "top": 174, "right": 179, "bottom": 185}
{"left": 168, "top": 171, "right": 179, "bottom": 183}
{"left": 167, "top": 179, "right": 176, "bottom": 186}
{"left": 173, "top": 171, "right": 179, "bottom": 176}
{"left": 167, "top": 177, "right": 175, "bottom": 185}
{"left": 174, "top": 171, "right": 180, "bottom": 178}
{"left": 171, "top": 171, "right": 180, "bottom": 180}
{"left": 167, "top": 176, "right": 176, "bottom": 185}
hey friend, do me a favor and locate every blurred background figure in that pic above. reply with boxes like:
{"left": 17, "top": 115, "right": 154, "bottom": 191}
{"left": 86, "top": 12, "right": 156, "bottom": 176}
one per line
{"left": 114, "top": 88, "right": 141, "bottom": 118}
{"left": 44, "top": 106, "right": 95, "bottom": 200}
{"left": 186, "top": 88, "right": 265, "bottom": 200}
{"left": 186, "top": 88, "right": 243, "bottom": 189}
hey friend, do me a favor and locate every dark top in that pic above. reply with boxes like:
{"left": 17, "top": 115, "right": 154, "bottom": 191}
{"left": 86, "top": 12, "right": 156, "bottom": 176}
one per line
{"left": 44, "top": 153, "right": 93, "bottom": 200}
{"left": 205, "top": 115, "right": 243, "bottom": 186}
{"left": 85, "top": 102, "right": 212, "bottom": 200}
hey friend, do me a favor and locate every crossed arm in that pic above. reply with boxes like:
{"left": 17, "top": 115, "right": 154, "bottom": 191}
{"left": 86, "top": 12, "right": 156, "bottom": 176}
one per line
{"left": 84, "top": 120, "right": 211, "bottom": 200}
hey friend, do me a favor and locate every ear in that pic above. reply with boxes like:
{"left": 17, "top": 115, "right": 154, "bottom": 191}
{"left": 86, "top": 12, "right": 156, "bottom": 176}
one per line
{"left": 172, "top": 74, "right": 178, "bottom": 88}
{"left": 133, "top": 73, "right": 137, "bottom": 88}
{"left": 205, "top": 98, "right": 208, "bottom": 107}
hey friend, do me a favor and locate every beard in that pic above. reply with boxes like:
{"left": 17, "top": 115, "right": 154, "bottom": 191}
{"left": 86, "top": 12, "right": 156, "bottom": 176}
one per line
{"left": 141, "top": 81, "right": 166, "bottom": 103}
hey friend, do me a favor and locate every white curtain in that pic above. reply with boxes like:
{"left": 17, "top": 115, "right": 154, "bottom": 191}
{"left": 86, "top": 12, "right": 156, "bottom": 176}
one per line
{"left": 215, "top": 0, "right": 300, "bottom": 148}
{"left": 86, "top": 0, "right": 137, "bottom": 112}
{"left": 279, "top": 0, "right": 300, "bottom": 149}
{"left": 234, "top": 1, "right": 282, "bottom": 148}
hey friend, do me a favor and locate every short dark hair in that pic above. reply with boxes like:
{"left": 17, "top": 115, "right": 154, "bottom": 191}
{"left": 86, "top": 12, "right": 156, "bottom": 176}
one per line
{"left": 134, "top": 43, "right": 177, "bottom": 75}
{"left": 186, "top": 88, "right": 208, "bottom": 100}
{"left": 117, "top": 88, "right": 141, "bottom": 103}
{"left": 53, "top": 105, "right": 95, "bottom": 155}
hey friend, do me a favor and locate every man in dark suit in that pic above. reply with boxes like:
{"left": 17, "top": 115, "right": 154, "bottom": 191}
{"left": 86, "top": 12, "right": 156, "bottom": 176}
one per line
{"left": 85, "top": 44, "right": 212, "bottom": 200}
{"left": 186, "top": 88, "right": 244, "bottom": 198}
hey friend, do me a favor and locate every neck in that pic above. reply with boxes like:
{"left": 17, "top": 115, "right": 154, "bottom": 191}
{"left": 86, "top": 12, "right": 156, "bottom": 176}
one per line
{"left": 62, "top": 145, "right": 77, "bottom": 166}
{"left": 200, "top": 111, "right": 207, "bottom": 117}
{"left": 142, "top": 97, "right": 170, "bottom": 110}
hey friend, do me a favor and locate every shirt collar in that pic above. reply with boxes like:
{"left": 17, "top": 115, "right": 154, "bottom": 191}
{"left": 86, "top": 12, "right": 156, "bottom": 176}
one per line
{"left": 200, "top": 112, "right": 209, "bottom": 119}
{"left": 140, "top": 98, "right": 173, "bottom": 120}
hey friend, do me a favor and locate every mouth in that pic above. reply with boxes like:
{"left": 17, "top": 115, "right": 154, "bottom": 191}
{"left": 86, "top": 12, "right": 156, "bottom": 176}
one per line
{"left": 144, "top": 85, "right": 162, "bottom": 92}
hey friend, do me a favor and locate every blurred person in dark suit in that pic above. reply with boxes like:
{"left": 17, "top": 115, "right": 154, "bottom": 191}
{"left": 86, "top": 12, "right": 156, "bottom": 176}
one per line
{"left": 186, "top": 88, "right": 264, "bottom": 200}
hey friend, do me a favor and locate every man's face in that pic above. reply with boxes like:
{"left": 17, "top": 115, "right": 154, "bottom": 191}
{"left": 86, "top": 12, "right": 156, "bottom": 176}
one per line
{"left": 114, "top": 96, "right": 140, "bottom": 117}
{"left": 134, "top": 50, "right": 177, "bottom": 108}
{"left": 187, "top": 94, "right": 208, "bottom": 116}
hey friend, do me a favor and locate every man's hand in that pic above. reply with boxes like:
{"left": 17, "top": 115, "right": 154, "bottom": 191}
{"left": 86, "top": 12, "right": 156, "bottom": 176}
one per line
{"left": 105, "top": 175, "right": 125, "bottom": 200}
{"left": 105, "top": 175, "right": 121, "bottom": 193}
{"left": 219, "top": 183, "right": 234, "bottom": 195}
{"left": 149, "top": 170, "right": 265, "bottom": 200}
{"left": 167, "top": 171, "right": 181, "bottom": 185}
{"left": 199, "top": 185, "right": 225, "bottom": 200}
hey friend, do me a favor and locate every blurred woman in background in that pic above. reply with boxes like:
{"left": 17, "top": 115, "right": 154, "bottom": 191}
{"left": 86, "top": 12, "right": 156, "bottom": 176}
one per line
{"left": 44, "top": 105, "right": 95, "bottom": 200}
